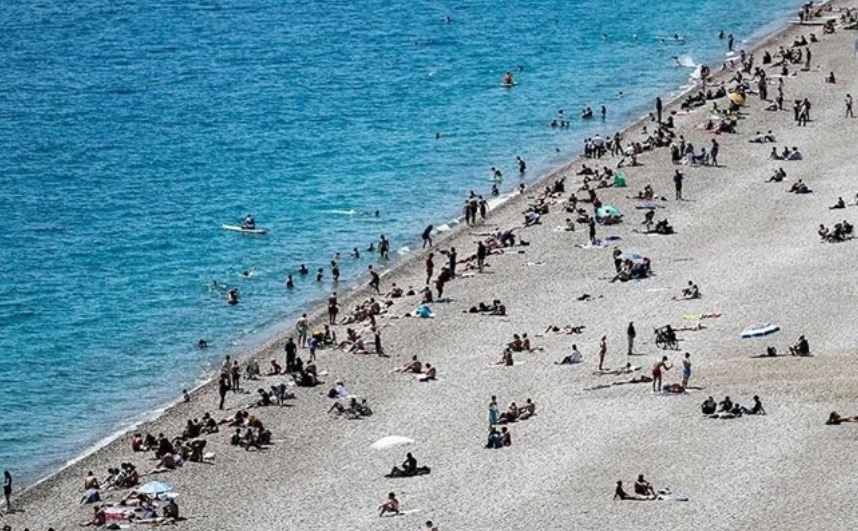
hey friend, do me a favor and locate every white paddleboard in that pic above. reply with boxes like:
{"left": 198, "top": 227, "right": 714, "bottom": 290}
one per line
{"left": 222, "top": 224, "right": 268, "bottom": 235}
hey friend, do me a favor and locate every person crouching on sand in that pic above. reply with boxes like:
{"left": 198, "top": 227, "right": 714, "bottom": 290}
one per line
{"left": 379, "top": 492, "right": 399, "bottom": 517}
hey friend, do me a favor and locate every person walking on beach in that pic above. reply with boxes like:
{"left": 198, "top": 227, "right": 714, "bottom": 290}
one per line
{"left": 673, "top": 170, "right": 684, "bottom": 200}
{"left": 447, "top": 247, "right": 457, "bottom": 277}
{"left": 846, "top": 94, "right": 854, "bottom": 118}
{"left": 479, "top": 196, "right": 488, "bottom": 220}
{"left": 231, "top": 360, "right": 241, "bottom": 392}
{"left": 285, "top": 337, "right": 297, "bottom": 372}
{"left": 598, "top": 335, "right": 608, "bottom": 371}
{"left": 374, "top": 327, "right": 388, "bottom": 357}
{"left": 218, "top": 376, "right": 230, "bottom": 410}
{"left": 477, "top": 241, "right": 487, "bottom": 273}
{"left": 627, "top": 322, "right": 636, "bottom": 356}
{"left": 422, "top": 225, "right": 434, "bottom": 248}
{"left": 296, "top": 314, "right": 309, "bottom": 347}
{"left": 681, "top": 352, "right": 692, "bottom": 388}
{"left": 588, "top": 217, "right": 597, "bottom": 244}
{"left": 327, "top": 292, "right": 338, "bottom": 324}
{"left": 655, "top": 97, "right": 663, "bottom": 125}
{"left": 710, "top": 139, "right": 719, "bottom": 166}
{"left": 368, "top": 265, "right": 380, "bottom": 294}
{"left": 652, "top": 356, "right": 672, "bottom": 392}
{"left": 425, "top": 253, "right": 435, "bottom": 285}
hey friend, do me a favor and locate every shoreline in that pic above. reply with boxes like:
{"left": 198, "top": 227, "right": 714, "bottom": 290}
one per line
{"left": 7, "top": 1, "right": 856, "bottom": 527}
{"left": 10, "top": 0, "right": 820, "bottom": 498}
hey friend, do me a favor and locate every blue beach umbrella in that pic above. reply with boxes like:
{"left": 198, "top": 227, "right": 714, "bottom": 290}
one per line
{"left": 137, "top": 481, "right": 173, "bottom": 495}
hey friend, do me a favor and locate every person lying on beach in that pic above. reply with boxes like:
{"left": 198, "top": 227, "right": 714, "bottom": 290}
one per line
{"left": 598, "top": 362, "right": 639, "bottom": 375}
{"left": 149, "top": 452, "right": 176, "bottom": 474}
{"left": 614, "top": 480, "right": 654, "bottom": 501}
{"left": 556, "top": 344, "right": 583, "bottom": 365}
{"left": 830, "top": 197, "right": 846, "bottom": 209}
{"left": 379, "top": 492, "right": 400, "bottom": 517}
{"left": 826, "top": 411, "right": 858, "bottom": 425}
{"left": 543, "top": 324, "right": 586, "bottom": 335}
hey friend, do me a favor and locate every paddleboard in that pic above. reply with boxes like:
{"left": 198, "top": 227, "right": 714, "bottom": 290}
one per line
{"left": 222, "top": 224, "right": 268, "bottom": 235}
{"left": 501, "top": 82, "right": 517, "bottom": 88}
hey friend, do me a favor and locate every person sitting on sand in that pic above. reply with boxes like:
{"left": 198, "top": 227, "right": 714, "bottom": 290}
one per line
{"left": 787, "top": 147, "right": 803, "bottom": 161}
{"left": 495, "top": 348, "right": 515, "bottom": 367}
{"left": 379, "top": 492, "right": 400, "bottom": 517}
{"left": 719, "top": 396, "right": 733, "bottom": 413}
{"left": 518, "top": 398, "right": 536, "bottom": 420}
{"left": 399, "top": 355, "right": 422, "bottom": 374}
{"left": 766, "top": 168, "right": 786, "bottom": 183}
{"left": 252, "top": 388, "right": 273, "bottom": 408}
{"left": 556, "top": 344, "right": 583, "bottom": 365}
{"left": 498, "top": 402, "right": 519, "bottom": 424}
{"left": 701, "top": 396, "right": 717, "bottom": 415}
{"left": 84, "top": 471, "right": 100, "bottom": 491}
{"left": 830, "top": 197, "right": 846, "bottom": 209}
{"left": 825, "top": 71, "right": 836, "bottom": 84}
{"left": 635, "top": 474, "right": 657, "bottom": 497}
{"left": 267, "top": 359, "right": 282, "bottom": 376}
{"left": 80, "top": 504, "right": 107, "bottom": 527}
{"left": 789, "top": 335, "right": 810, "bottom": 356}
{"left": 419, "top": 363, "right": 437, "bottom": 382}
{"left": 676, "top": 280, "right": 699, "bottom": 299}
{"left": 387, "top": 452, "right": 430, "bottom": 477}
{"left": 500, "top": 426, "right": 512, "bottom": 446}
{"left": 610, "top": 260, "right": 632, "bottom": 283}
{"left": 614, "top": 480, "right": 653, "bottom": 501}
{"left": 486, "top": 427, "right": 503, "bottom": 448}
{"left": 150, "top": 452, "right": 176, "bottom": 474}
{"left": 741, "top": 395, "right": 766, "bottom": 415}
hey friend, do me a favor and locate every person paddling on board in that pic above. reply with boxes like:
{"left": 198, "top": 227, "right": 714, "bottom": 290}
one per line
{"left": 502, "top": 71, "right": 515, "bottom": 86}
{"left": 242, "top": 214, "right": 256, "bottom": 230}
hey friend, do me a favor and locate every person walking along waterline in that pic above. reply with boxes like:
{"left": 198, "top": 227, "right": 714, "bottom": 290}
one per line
{"left": 847, "top": 94, "right": 854, "bottom": 118}
{"left": 673, "top": 170, "right": 684, "bottom": 201}
{"left": 682, "top": 352, "right": 692, "bottom": 388}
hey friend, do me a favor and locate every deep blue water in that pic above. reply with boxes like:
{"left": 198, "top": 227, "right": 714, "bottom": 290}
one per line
{"left": 0, "top": 0, "right": 800, "bottom": 484}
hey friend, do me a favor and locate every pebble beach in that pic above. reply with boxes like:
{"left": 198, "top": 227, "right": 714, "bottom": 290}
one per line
{"left": 5, "top": 2, "right": 858, "bottom": 530}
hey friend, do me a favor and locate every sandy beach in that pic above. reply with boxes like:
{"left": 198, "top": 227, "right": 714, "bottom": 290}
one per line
{"left": 5, "top": 3, "right": 858, "bottom": 530}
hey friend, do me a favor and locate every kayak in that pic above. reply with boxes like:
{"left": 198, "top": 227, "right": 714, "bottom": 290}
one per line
{"left": 222, "top": 224, "right": 268, "bottom": 235}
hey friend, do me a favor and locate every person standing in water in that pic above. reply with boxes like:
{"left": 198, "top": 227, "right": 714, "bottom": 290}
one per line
{"left": 727, "top": 33, "right": 734, "bottom": 52}
{"left": 285, "top": 274, "right": 294, "bottom": 290}
{"left": 516, "top": 156, "right": 526, "bottom": 175}
{"left": 379, "top": 235, "right": 390, "bottom": 260}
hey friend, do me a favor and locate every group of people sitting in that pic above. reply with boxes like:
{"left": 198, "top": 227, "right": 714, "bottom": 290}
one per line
{"left": 609, "top": 257, "right": 652, "bottom": 283}
{"left": 397, "top": 355, "right": 437, "bottom": 382}
{"left": 466, "top": 299, "right": 506, "bottom": 316}
{"left": 701, "top": 395, "right": 766, "bottom": 418}
{"left": 772, "top": 146, "right": 803, "bottom": 161}
{"left": 818, "top": 221, "right": 853, "bottom": 243}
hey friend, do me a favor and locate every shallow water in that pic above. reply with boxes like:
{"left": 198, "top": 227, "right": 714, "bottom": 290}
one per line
{"left": 0, "top": 0, "right": 801, "bottom": 483}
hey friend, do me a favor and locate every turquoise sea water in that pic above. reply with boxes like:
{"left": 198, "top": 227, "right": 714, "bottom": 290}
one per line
{"left": 0, "top": 0, "right": 801, "bottom": 484}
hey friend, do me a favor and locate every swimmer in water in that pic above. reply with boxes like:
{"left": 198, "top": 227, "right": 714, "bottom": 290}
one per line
{"left": 375, "top": 210, "right": 380, "bottom": 217}
{"left": 367, "top": 242, "right": 376, "bottom": 252}
{"left": 618, "top": 91, "right": 625, "bottom": 98}
{"left": 502, "top": 71, "right": 514, "bottom": 86}
{"left": 197, "top": 339, "right": 208, "bottom": 349}
{"left": 601, "top": 105, "right": 606, "bottom": 119}
{"left": 315, "top": 268, "right": 324, "bottom": 282}
{"left": 285, "top": 275, "right": 294, "bottom": 289}
{"left": 491, "top": 183, "right": 499, "bottom": 197}
{"left": 298, "top": 264, "right": 309, "bottom": 275}
{"left": 491, "top": 166, "right": 503, "bottom": 182}
{"left": 351, "top": 247, "right": 360, "bottom": 259}
{"left": 227, "top": 288, "right": 239, "bottom": 305}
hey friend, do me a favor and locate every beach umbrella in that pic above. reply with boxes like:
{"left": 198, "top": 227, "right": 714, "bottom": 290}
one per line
{"left": 729, "top": 92, "right": 745, "bottom": 105}
{"left": 740, "top": 323, "right": 780, "bottom": 339}
{"left": 596, "top": 205, "right": 622, "bottom": 219}
{"left": 370, "top": 436, "right": 415, "bottom": 450}
{"left": 137, "top": 481, "right": 173, "bottom": 495}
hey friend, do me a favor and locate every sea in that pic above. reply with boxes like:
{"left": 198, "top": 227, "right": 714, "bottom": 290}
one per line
{"left": 0, "top": 0, "right": 802, "bottom": 485}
